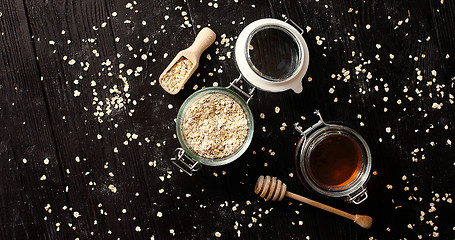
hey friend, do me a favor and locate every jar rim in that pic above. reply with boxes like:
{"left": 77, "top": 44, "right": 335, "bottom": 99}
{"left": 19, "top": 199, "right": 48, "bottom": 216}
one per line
{"left": 176, "top": 87, "right": 255, "bottom": 166}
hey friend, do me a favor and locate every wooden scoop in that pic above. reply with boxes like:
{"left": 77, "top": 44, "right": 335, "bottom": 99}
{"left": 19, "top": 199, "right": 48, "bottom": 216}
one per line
{"left": 159, "top": 27, "right": 216, "bottom": 94}
{"left": 255, "top": 175, "right": 373, "bottom": 229}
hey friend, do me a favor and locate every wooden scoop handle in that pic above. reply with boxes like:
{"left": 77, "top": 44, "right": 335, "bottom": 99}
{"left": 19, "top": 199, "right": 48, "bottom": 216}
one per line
{"left": 255, "top": 175, "right": 373, "bottom": 229}
{"left": 187, "top": 27, "right": 216, "bottom": 59}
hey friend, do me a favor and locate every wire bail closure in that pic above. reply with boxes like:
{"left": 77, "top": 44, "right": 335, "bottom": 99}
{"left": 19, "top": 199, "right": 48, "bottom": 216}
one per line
{"left": 294, "top": 110, "right": 326, "bottom": 140}
{"left": 228, "top": 75, "right": 256, "bottom": 104}
{"left": 170, "top": 148, "right": 201, "bottom": 176}
{"left": 347, "top": 186, "right": 368, "bottom": 204}
{"left": 285, "top": 18, "right": 304, "bottom": 35}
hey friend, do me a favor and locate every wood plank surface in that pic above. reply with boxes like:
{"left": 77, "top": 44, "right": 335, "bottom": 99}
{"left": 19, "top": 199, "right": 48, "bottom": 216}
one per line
{"left": 0, "top": 0, "right": 73, "bottom": 239}
{"left": 1, "top": 0, "right": 454, "bottom": 239}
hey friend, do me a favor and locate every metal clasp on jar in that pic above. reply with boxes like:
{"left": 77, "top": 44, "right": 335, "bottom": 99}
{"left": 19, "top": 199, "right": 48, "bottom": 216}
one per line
{"left": 346, "top": 186, "right": 368, "bottom": 204}
{"left": 170, "top": 148, "right": 202, "bottom": 176}
{"left": 294, "top": 110, "right": 327, "bottom": 141}
{"left": 228, "top": 75, "right": 256, "bottom": 104}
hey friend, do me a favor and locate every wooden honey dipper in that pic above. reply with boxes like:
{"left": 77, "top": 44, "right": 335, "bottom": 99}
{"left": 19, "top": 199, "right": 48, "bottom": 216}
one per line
{"left": 255, "top": 175, "right": 373, "bottom": 229}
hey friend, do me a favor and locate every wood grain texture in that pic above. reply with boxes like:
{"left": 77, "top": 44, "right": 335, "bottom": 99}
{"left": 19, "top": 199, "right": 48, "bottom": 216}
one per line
{"left": 0, "top": 0, "right": 454, "bottom": 239}
{"left": 0, "top": 0, "right": 73, "bottom": 239}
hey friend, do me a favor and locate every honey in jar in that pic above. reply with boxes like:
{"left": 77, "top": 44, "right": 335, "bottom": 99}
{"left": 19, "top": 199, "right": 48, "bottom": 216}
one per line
{"left": 308, "top": 134, "right": 362, "bottom": 187}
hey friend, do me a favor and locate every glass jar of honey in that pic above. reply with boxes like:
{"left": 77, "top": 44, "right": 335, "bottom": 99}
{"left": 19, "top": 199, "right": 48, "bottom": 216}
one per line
{"left": 294, "top": 111, "right": 372, "bottom": 204}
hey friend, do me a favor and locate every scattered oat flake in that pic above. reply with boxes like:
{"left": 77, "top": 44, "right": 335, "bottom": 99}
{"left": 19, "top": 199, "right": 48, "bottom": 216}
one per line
{"left": 108, "top": 184, "right": 117, "bottom": 193}
{"left": 432, "top": 103, "right": 442, "bottom": 109}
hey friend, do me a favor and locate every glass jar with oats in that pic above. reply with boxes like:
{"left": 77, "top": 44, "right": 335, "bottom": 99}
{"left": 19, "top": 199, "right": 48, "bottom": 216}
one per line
{"left": 172, "top": 88, "right": 254, "bottom": 175}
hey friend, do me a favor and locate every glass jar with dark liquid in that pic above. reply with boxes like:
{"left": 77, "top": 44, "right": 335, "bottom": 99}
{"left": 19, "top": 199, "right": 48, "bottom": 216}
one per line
{"left": 294, "top": 111, "right": 372, "bottom": 204}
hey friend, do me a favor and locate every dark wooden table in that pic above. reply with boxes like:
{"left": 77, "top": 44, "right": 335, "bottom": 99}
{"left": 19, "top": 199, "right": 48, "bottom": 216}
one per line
{"left": 1, "top": 0, "right": 454, "bottom": 239}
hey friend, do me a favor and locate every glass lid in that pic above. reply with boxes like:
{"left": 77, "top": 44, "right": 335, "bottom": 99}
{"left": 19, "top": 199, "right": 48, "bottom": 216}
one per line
{"left": 248, "top": 26, "right": 301, "bottom": 81}
{"left": 235, "top": 18, "right": 310, "bottom": 93}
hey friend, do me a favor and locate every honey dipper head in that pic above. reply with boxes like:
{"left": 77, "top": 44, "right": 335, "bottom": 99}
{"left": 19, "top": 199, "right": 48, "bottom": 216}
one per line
{"left": 254, "top": 175, "right": 287, "bottom": 201}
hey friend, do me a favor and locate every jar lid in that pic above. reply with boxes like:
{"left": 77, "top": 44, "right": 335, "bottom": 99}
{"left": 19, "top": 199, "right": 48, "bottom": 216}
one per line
{"left": 234, "top": 18, "right": 310, "bottom": 93}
